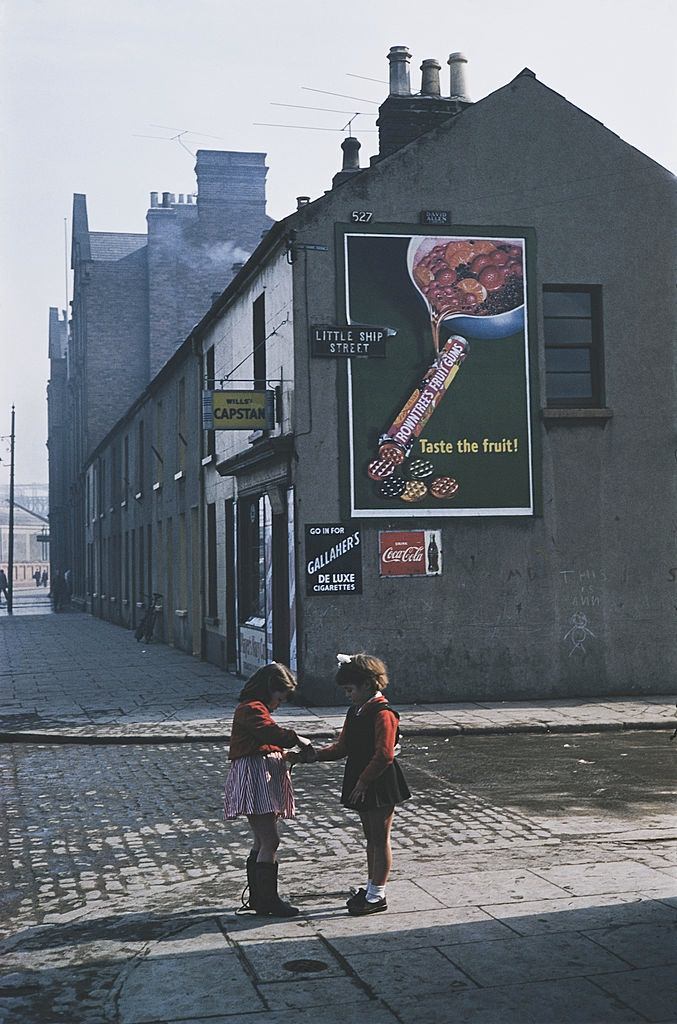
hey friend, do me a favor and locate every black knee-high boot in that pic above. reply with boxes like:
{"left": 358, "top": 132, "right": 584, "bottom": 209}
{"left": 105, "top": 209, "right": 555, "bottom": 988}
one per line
{"left": 254, "top": 862, "right": 299, "bottom": 918}
{"left": 239, "top": 852, "right": 259, "bottom": 912}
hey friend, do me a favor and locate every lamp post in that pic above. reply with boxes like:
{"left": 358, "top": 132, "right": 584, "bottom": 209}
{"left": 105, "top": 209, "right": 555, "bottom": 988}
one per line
{"left": 7, "top": 406, "right": 15, "bottom": 615}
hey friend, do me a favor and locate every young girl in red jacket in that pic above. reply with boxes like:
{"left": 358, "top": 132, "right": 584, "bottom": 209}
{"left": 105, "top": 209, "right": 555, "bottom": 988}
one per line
{"left": 223, "top": 662, "right": 313, "bottom": 917}
{"left": 305, "top": 653, "right": 410, "bottom": 915}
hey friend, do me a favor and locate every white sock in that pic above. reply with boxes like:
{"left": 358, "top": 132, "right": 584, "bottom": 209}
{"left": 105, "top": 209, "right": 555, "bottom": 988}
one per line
{"left": 366, "top": 882, "right": 386, "bottom": 902}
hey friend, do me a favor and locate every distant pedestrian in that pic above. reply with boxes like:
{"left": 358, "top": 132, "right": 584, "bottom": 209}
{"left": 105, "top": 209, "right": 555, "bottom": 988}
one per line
{"left": 33, "top": 569, "right": 41, "bottom": 587}
{"left": 296, "top": 653, "right": 410, "bottom": 916}
{"left": 64, "top": 568, "right": 72, "bottom": 600}
{"left": 41, "top": 569, "right": 48, "bottom": 588}
{"left": 223, "top": 662, "right": 314, "bottom": 918}
{"left": 0, "top": 568, "right": 9, "bottom": 607}
{"left": 51, "top": 571, "right": 66, "bottom": 612}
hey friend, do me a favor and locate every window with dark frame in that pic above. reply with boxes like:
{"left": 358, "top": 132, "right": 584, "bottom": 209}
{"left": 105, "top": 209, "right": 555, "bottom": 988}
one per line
{"left": 206, "top": 502, "right": 218, "bottom": 619}
{"left": 137, "top": 420, "right": 145, "bottom": 493}
{"left": 252, "top": 293, "right": 266, "bottom": 391}
{"left": 177, "top": 378, "right": 187, "bottom": 471}
{"left": 205, "top": 345, "right": 215, "bottom": 457}
{"left": 123, "top": 434, "right": 129, "bottom": 500}
{"left": 543, "top": 286, "right": 604, "bottom": 407}
{"left": 238, "top": 496, "right": 265, "bottom": 622}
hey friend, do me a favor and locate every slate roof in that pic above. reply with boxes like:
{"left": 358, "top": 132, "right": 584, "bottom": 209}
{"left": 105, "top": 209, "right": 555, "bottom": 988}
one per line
{"left": 88, "top": 232, "right": 147, "bottom": 260}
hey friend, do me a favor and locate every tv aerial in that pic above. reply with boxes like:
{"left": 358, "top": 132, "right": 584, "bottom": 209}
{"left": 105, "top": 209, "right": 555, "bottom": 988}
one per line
{"left": 133, "top": 124, "right": 229, "bottom": 156}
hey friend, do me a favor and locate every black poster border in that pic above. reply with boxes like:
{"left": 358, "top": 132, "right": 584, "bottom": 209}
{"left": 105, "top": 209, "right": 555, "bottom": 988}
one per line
{"left": 334, "top": 221, "right": 542, "bottom": 524}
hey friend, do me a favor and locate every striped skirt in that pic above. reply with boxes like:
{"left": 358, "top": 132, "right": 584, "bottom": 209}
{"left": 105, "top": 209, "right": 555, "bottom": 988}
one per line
{"left": 223, "top": 752, "right": 296, "bottom": 819}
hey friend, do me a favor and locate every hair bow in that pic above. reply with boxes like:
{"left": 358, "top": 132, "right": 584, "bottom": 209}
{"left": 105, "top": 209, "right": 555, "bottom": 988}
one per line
{"left": 336, "top": 653, "right": 353, "bottom": 664}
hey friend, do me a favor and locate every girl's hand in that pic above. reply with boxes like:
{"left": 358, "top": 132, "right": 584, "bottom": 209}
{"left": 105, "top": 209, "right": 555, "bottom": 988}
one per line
{"left": 348, "top": 779, "right": 368, "bottom": 804}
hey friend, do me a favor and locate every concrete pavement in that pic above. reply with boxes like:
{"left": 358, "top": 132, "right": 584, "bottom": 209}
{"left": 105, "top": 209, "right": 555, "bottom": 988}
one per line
{"left": 0, "top": 611, "right": 674, "bottom": 742}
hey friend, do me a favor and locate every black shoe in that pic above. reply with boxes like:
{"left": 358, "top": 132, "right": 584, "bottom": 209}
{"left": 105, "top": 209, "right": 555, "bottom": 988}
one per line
{"left": 348, "top": 896, "right": 387, "bottom": 916}
{"left": 346, "top": 887, "right": 367, "bottom": 911}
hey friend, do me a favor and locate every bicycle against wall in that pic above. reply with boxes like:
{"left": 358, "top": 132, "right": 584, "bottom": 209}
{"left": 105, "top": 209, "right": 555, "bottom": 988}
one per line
{"left": 135, "top": 593, "right": 163, "bottom": 642}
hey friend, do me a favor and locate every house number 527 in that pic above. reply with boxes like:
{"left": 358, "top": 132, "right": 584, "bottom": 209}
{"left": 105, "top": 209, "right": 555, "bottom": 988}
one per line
{"left": 351, "top": 211, "right": 373, "bottom": 223}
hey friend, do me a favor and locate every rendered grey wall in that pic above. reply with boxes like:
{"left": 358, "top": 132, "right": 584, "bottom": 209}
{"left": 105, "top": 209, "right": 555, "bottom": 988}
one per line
{"left": 289, "top": 73, "right": 676, "bottom": 703}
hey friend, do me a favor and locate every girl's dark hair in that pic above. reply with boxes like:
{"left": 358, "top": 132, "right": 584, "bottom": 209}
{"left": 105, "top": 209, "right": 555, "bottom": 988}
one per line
{"left": 239, "top": 662, "right": 297, "bottom": 703}
{"left": 335, "top": 653, "right": 389, "bottom": 694}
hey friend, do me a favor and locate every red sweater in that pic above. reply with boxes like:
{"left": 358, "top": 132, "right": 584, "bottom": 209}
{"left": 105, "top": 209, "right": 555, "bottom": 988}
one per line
{"left": 316, "top": 694, "right": 398, "bottom": 784}
{"left": 228, "top": 700, "right": 300, "bottom": 760}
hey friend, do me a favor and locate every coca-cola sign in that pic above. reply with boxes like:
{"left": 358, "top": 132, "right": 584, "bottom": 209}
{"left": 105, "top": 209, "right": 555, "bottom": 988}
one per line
{"left": 379, "top": 530, "right": 442, "bottom": 577}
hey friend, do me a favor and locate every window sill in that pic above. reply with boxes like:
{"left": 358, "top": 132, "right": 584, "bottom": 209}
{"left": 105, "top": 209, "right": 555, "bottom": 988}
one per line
{"left": 174, "top": 470, "right": 185, "bottom": 481}
{"left": 201, "top": 454, "right": 215, "bottom": 466}
{"left": 120, "top": 500, "right": 127, "bottom": 509}
{"left": 175, "top": 609, "right": 188, "bottom": 618}
{"left": 542, "top": 408, "right": 613, "bottom": 426}
{"left": 243, "top": 616, "right": 266, "bottom": 629}
{"left": 152, "top": 481, "right": 162, "bottom": 491}
{"left": 135, "top": 492, "right": 143, "bottom": 501}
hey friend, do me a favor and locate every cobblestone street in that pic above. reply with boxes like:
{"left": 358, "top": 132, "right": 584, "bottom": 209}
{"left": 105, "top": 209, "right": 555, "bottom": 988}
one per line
{"left": 2, "top": 739, "right": 559, "bottom": 937}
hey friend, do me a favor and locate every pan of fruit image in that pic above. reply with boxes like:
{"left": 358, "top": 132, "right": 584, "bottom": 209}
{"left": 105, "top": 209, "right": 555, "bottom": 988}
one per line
{"left": 407, "top": 236, "right": 525, "bottom": 340}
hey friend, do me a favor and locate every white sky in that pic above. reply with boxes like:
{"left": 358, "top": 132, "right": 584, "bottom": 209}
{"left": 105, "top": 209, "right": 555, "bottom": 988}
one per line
{"left": 0, "top": 0, "right": 675, "bottom": 485}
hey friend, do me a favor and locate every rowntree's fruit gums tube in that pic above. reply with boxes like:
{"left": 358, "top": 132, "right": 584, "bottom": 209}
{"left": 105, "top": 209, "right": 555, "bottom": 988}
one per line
{"left": 377, "top": 336, "right": 469, "bottom": 461}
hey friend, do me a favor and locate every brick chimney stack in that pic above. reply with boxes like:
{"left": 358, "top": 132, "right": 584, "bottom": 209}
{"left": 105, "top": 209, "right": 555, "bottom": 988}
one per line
{"left": 376, "top": 45, "right": 473, "bottom": 159}
{"left": 195, "top": 150, "right": 271, "bottom": 250}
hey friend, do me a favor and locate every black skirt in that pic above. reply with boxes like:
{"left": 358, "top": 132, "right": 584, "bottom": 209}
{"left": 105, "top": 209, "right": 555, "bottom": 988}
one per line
{"left": 341, "top": 757, "right": 411, "bottom": 811}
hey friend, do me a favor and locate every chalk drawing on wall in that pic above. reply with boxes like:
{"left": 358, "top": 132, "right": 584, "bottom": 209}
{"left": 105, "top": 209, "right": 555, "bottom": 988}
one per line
{"left": 564, "top": 612, "right": 595, "bottom": 656}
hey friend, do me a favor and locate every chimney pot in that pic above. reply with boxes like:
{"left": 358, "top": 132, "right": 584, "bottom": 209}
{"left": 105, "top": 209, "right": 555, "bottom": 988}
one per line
{"left": 187, "top": 194, "right": 194, "bottom": 204}
{"left": 341, "top": 136, "right": 361, "bottom": 171}
{"left": 150, "top": 191, "right": 159, "bottom": 208}
{"left": 178, "top": 193, "right": 185, "bottom": 203}
{"left": 331, "top": 136, "right": 362, "bottom": 188}
{"left": 387, "top": 45, "right": 412, "bottom": 96}
{"left": 296, "top": 196, "right": 311, "bottom": 209}
{"left": 420, "top": 59, "right": 442, "bottom": 97}
{"left": 162, "top": 191, "right": 171, "bottom": 208}
{"left": 448, "top": 52, "right": 471, "bottom": 101}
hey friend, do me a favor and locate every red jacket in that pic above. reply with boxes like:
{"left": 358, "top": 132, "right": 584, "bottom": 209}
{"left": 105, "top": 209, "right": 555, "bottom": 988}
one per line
{"left": 315, "top": 694, "right": 398, "bottom": 784}
{"left": 228, "top": 700, "right": 300, "bottom": 760}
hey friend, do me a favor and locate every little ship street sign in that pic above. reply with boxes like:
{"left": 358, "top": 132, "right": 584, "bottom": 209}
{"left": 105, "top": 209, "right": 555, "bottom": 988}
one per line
{"left": 310, "top": 324, "right": 394, "bottom": 358}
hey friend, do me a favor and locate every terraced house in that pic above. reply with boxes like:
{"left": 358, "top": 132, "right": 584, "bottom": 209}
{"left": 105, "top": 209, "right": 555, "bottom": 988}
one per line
{"left": 49, "top": 47, "right": 676, "bottom": 701}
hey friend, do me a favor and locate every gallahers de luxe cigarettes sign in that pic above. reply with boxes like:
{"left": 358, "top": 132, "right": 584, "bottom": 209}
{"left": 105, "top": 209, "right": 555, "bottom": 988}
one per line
{"left": 202, "top": 390, "right": 275, "bottom": 431}
{"left": 305, "top": 524, "right": 363, "bottom": 595}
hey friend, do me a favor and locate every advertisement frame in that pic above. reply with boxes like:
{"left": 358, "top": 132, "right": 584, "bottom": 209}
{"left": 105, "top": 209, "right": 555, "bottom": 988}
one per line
{"left": 335, "top": 222, "right": 541, "bottom": 522}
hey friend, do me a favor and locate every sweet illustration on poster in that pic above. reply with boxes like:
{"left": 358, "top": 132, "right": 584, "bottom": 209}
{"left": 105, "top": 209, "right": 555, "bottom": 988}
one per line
{"left": 342, "top": 228, "right": 536, "bottom": 518}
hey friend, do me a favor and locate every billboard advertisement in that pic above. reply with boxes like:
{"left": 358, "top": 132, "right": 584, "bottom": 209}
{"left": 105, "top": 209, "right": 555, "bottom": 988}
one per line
{"left": 339, "top": 226, "right": 538, "bottom": 518}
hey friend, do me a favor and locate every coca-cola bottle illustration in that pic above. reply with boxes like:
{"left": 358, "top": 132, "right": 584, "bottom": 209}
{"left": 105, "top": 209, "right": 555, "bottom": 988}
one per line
{"left": 427, "top": 534, "right": 440, "bottom": 574}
